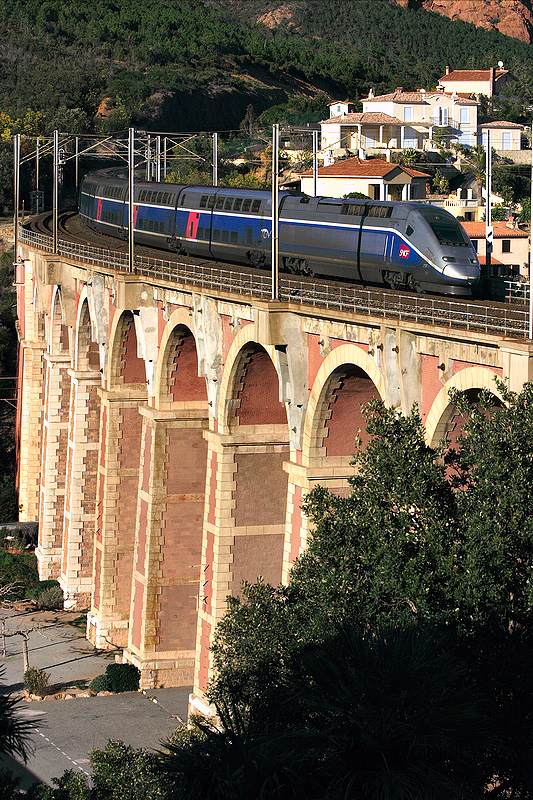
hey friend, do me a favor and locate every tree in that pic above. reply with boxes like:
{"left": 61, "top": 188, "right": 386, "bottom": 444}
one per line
{"left": 239, "top": 105, "right": 257, "bottom": 138}
{"left": 0, "top": 667, "right": 35, "bottom": 762}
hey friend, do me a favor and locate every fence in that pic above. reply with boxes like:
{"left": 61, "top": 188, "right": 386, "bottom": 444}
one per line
{"left": 20, "top": 227, "right": 530, "bottom": 339}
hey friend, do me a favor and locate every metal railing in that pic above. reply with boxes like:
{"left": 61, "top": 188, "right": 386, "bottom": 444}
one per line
{"left": 20, "top": 227, "right": 529, "bottom": 339}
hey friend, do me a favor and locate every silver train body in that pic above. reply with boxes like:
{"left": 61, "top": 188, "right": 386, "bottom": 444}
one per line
{"left": 79, "top": 170, "right": 480, "bottom": 296}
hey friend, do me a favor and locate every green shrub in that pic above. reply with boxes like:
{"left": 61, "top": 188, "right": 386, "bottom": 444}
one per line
{"left": 105, "top": 663, "right": 140, "bottom": 693}
{"left": 37, "top": 585, "right": 64, "bottom": 610}
{"left": 24, "top": 667, "right": 50, "bottom": 697}
{"left": 89, "top": 674, "right": 110, "bottom": 693}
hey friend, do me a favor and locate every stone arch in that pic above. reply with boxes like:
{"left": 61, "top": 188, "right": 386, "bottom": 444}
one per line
{"left": 156, "top": 318, "right": 207, "bottom": 409}
{"left": 108, "top": 311, "right": 146, "bottom": 389}
{"left": 304, "top": 344, "right": 386, "bottom": 469}
{"left": 425, "top": 367, "right": 504, "bottom": 449}
{"left": 49, "top": 288, "right": 70, "bottom": 357}
{"left": 219, "top": 326, "right": 287, "bottom": 432}
{"left": 75, "top": 297, "right": 100, "bottom": 374}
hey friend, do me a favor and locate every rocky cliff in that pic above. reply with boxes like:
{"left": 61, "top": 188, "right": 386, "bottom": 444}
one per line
{"left": 394, "top": 0, "right": 533, "bottom": 42}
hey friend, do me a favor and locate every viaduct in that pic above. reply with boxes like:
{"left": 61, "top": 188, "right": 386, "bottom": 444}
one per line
{"left": 15, "top": 226, "right": 533, "bottom": 714}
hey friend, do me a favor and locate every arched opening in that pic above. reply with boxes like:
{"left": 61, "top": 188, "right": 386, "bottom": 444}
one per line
{"left": 37, "top": 290, "right": 72, "bottom": 581}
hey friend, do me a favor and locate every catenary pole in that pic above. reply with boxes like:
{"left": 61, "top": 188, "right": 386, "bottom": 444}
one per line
{"left": 271, "top": 124, "right": 279, "bottom": 301}
{"left": 212, "top": 132, "right": 218, "bottom": 187}
{"left": 53, "top": 129, "right": 58, "bottom": 255}
{"left": 313, "top": 129, "right": 318, "bottom": 197}
{"left": 75, "top": 137, "right": 79, "bottom": 191}
{"left": 13, "top": 134, "right": 20, "bottom": 274}
{"left": 128, "top": 127, "right": 135, "bottom": 274}
{"left": 36, "top": 137, "right": 40, "bottom": 215}
{"left": 485, "top": 129, "right": 492, "bottom": 280}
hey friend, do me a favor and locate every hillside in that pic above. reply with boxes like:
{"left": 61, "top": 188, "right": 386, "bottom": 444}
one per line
{"left": 394, "top": 0, "right": 533, "bottom": 43}
{"left": 1, "top": 0, "right": 533, "bottom": 133}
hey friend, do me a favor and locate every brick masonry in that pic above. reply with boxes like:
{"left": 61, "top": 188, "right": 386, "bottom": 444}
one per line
{"left": 16, "top": 245, "right": 533, "bottom": 709}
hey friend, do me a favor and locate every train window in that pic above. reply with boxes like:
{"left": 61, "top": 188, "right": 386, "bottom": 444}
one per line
{"left": 162, "top": 193, "right": 170, "bottom": 205}
{"left": 251, "top": 200, "right": 261, "bottom": 213}
{"left": 157, "top": 192, "right": 163, "bottom": 203}
{"left": 208, "top": 196, "right": 215, "bottom": 209}
{"left": 149, "top": 220, "right": 154, "bottom": 231}
{"left": 419, "top": 209, "right": 469, "bottom": 246}
{"left": 181, "top": 194, "right": 187, "bottom": 205}
{"left": 341, "top": 203, "right": 365, "bottom": 216}
{"left": 197, "top": 228, "right": 204, "bottom": 239}
{"left": 368, "top": 206, "right": 393, "bottom": 218}
{"left": 215, "top": 197, "right": 224, "bottom": 209}
{"left": 233, "top": 199, "right": 242, "bottom": 211}
{"left": 212, "top": 229, "right": 220, "bottom": 241}
{"left": 230, "top": 231, "right": 238, "bottom": 243}
{"left": 221, "top": 230, "right": 229, "bottom": 243}
{"left": 242, "top": 199, "right": 251, "bottom": 212}
{"left": 200, "top": 196, "right": 208, "bottom": 208}
{"left": 406, "top": 225, "right": 414, "bottom": 236}
{"left": 224, "top": 198, "right": 233, "bottom": 210}
{"left": 169, "top": 194, "right": 176, "bottom": 205}
{"left": 139, "top": 190, "right": 146, "bottom": 201}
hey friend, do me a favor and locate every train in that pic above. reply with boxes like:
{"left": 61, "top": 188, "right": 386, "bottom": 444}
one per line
{"left": 79, "top": 170, "right": 480, "bottom": 296}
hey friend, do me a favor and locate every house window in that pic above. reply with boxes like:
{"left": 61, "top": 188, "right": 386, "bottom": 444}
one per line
{"left": 403, "top": 107, "right": 413, "bottom": 122}
{"left": 404, "top": 136, "right": 418, "bottom": 148}
{"left": 434, "top": 107, "right": 448, "bottom": 126}
{"left": 471, "top": 239, "right": 478, "bottom": 252}
{"left": 502, "top": 239, "right": 511, "bottom": 253}
{"left": 459, "top": 107, "right": 469, "bottom": 124}
{"left": 501, "top": 132, "right": 511, "bottom": 149}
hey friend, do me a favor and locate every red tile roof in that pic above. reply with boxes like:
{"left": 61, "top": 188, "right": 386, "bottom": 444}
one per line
{"left": 440, "top": 69, "right": 510, "bottom": 82}
{"left": 478, "top": 255, "right": 502, "bottom": 265}
{"left": 320, "top": 112, "right": 403, "bottom": 125}
{"left": 479, "top": 120, "right": 522, "bottom": 129}
{"left": 297, "top": 156, "right": 430, "bottom": 179}
{"left": 462, "top": 222, "right": 527, "bottom": 238}
{"left": 365, "top": 91, "right": 476, "bottom": 106}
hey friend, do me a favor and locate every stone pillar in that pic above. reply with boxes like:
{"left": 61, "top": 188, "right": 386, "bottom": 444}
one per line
{"left": 88, "top": 387, "right": 146, "bottom": 649}
{"left": 60, "top": 368, "right": 101, "bottom": 610}
{"left": 192, "top": 428, "right": 289, "bottom": 706}
{"left": 17, "top": 339, "right": 46, "bottom": 523}
{"left": 124, "top": 406, "right": 209, "bottom": 688}
{"left": 36, "top": 352, "right": 71, "bottom": 579}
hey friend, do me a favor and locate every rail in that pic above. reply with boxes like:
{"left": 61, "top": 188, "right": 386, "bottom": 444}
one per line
{"left": 20, "top": 227, "right": 529, "bottom": 339}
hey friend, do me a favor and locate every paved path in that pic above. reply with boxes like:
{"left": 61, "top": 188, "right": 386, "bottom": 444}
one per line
{"left": 0, "top": 609, "right": 190, "bottom": 789}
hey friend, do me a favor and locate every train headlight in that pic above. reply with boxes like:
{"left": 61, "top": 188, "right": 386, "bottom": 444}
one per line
{"left": 442, "top": 256, "right": 456, "bottom": 262}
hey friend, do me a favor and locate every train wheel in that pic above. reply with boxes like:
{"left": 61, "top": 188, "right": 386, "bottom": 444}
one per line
{"left": 383, "top": 270, "right": 404, "bottom": 291}
{"left": 407, "top": 274, "right": 423, "bottom": 293}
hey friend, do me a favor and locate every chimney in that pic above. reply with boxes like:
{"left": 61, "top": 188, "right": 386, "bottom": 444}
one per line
{"left": 368, "top": 88, "right": 374, "bottom": 99}
{"left": 395, "top": 87, "right": 403, "bottom": 93}
{"left": 445, "top": 65, "right": 450, "bottom": 75}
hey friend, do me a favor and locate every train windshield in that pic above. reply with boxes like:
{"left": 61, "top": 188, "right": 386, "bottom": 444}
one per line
{"left": 419, "top": 209, "right": 469, "bottom": 247}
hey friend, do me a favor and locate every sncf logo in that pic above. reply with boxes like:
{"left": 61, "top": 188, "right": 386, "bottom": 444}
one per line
{"left": 399, "top": 247, "right": 410, "bottom": 259}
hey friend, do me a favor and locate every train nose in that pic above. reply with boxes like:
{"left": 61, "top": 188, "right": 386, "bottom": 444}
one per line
{"left": 443, "top": 262, "right": 480, "bottom": 286}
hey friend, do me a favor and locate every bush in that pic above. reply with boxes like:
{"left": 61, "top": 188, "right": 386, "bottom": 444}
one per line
{"left": 37, "top": 585, "right": 64, "bottom": 610}
{"left": 24, "top": 667, "right": 50, "bottom": 697}
{"left": 89, "top": 674, "right": 110, "bottom": 693}
{"left": 105, "top": 663, "right": 140, "bottom": 693}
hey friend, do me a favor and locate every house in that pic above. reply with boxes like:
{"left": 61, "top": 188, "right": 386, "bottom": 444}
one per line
{"left": 438, "top": 66, "right": 516, "bottom": 98}
{"left": 479, "top": 120, "right": 523, "bottom": 152}
{"left": 361, "top": 89, "right": 479, "bottom": 149}
{"left": 461, "top": 221, "right": 528, "bottom": 278}
{"left": 296, "top": 156, "right": 430, "bottom": 201}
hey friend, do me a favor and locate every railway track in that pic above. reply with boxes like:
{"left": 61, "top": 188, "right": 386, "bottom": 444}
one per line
{"left": 22, "top": 212, "right": 530, "bottom": 340}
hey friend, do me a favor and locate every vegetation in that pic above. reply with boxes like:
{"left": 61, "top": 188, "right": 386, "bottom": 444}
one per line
{"left": 89, "top": 674, "right": 110, "bottom": 694}
{"left": 0, "top": 667, "right": 35, "bottom": 760}
{"left": 105, "top": 663, "right": 140, "bottom": 693}
{"left": 24, "top": 667, "right": 50, "bottom": 698}
{"left": 0, "top": 251, "right": 17, "bottom": 519}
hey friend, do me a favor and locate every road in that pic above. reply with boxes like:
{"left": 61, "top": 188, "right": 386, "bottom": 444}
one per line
{"left": 0, "top": 608, "right": 190, "bottom": 789}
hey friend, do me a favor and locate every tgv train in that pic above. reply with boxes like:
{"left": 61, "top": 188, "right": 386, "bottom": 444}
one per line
{"left": 79, "top": 170, "right": 480, "bottom": 296}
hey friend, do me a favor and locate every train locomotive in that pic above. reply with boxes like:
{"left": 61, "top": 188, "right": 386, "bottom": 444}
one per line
{"left": 79, "top": 170, "right": 480, "bottom": 296}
